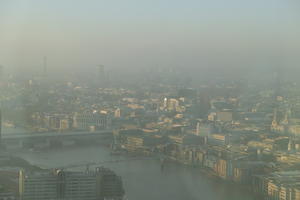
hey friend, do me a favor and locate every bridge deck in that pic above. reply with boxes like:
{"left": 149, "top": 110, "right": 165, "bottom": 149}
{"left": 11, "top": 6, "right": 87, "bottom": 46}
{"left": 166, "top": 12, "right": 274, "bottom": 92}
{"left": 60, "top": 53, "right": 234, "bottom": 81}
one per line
{"left": 2, "top": 130, "right": 112, "bottom": 139}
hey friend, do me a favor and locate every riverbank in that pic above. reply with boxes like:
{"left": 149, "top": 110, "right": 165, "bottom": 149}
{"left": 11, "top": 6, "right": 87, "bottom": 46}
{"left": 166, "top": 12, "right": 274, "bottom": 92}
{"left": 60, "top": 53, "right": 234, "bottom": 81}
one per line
{"left": 113, "top": 148, "right": 263, "bottom": 200}
{"left": 13, "top": 145, "right": 258, "bottom": 200}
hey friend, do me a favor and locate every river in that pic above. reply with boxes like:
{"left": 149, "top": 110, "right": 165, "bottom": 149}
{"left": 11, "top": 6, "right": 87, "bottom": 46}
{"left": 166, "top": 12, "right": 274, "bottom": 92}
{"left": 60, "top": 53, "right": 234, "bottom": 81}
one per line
{"left": 13, "top": 146, "right": 260, "bottom": 200}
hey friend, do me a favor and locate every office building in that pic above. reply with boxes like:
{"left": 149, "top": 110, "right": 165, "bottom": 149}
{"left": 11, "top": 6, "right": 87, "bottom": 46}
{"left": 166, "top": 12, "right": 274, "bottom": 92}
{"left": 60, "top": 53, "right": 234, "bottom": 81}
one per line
{"left": 73, "top": 113, "right": 111, "bottom": 131}
{"left": 19, "top": 167, "right": 124, "bottom": 200}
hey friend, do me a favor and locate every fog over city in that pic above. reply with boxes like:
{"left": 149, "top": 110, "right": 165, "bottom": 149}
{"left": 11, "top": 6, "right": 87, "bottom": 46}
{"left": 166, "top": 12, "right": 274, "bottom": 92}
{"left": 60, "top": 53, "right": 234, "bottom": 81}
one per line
{"left": 1, "top": 1, "right": 300, "bottom": 200}
{"left": 1, "top": 0, "right": 300, "bottom": 73}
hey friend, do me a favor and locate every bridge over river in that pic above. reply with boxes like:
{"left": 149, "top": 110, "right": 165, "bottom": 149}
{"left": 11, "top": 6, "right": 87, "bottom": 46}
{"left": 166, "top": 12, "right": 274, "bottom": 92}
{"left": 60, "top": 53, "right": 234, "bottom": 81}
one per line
{"left": 2, "top": 130, "right": 113, "bottom": 150}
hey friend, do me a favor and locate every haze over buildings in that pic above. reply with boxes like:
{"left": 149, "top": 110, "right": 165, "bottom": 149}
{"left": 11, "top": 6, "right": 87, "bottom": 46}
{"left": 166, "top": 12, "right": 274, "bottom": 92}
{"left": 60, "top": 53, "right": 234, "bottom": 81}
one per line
{"left": 0, "top": 0, "right": 300, "bottom": 75}
{"left": 1, "top": 1, "right": 300, "bottom": 200}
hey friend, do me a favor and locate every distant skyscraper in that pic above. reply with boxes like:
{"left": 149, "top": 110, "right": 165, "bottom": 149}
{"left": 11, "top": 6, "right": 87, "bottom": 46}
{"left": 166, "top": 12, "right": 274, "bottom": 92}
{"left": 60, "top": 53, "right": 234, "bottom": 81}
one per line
{"left": 0, "top": 65, "right": 3, "bottom": 80}
{"left": 96, "top": 65, "right": 106, "bottom": 86}
{"left": 97, "top": 65, "right": 104, "bottom": 79}
{"left": 0, "top": 110, "right": 2, "bottom": 147}
{"left": 273, "top": 62, "right": 285, "bottom": 101}
{"left": 43, "top": 56, "right": 47, "bottom": 76}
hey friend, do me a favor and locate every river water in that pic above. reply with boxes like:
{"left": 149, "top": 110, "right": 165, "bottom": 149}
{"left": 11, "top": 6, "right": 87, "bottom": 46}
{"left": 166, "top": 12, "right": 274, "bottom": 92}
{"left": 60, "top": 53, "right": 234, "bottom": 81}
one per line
{"left": 15, "top": 146, "right": 258, "bottom": 200}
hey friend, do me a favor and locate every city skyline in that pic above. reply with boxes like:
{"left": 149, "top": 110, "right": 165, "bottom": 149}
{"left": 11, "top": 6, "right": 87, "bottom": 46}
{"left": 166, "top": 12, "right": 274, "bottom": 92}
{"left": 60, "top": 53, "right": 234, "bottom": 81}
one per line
{"left": 1, "top": 1, "right": 300, "bottom": 200}
{"left": 0, "top": 0, "right": 300, "bottom": 73}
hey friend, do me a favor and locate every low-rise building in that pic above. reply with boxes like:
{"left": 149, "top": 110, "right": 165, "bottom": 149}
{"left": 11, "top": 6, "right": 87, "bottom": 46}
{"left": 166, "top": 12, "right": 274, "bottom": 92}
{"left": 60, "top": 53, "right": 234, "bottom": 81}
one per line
{"left": 73, "top": 113, "right": 111, "bottom": 131}
{"left": 253, "top": 171, "right": 300, "bottom": 200}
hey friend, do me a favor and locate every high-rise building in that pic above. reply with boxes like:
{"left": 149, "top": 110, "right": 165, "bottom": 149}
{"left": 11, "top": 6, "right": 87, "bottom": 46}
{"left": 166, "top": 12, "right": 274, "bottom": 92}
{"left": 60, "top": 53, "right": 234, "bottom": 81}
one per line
{"left": 95, "top": 65, "right": 109, "bottom": 87}
{"left": 98, "top": 65, "right": 104, "bottom": 77}
{"left": 19, "top": 167, "right": 124, "bottom": 200}
{"left": 0, "top": 109, "right": 2, "bottom": 148}
{"left": 96, "top": 167, "right": 125, "bottom": 199}
{"left": 43, "top": 56, "right": 47, "bottom": 77}
{"left": 97, "top": 65, "right": 105, "bottom": 83}
{"left": 0, "top": 65, "right": 3, "bottom": 80}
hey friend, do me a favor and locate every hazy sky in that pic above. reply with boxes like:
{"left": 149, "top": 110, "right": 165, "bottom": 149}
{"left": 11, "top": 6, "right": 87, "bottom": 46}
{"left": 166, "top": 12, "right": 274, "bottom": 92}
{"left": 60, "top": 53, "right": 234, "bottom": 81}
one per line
{"left": 0, "top": 0, "right": 300, "bottom": 73}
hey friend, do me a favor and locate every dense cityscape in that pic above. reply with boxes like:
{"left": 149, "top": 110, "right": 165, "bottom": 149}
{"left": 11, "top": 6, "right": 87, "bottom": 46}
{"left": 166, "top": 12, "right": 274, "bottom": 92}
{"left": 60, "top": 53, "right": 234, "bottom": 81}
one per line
{"left": 1, "top": 1, "right": 300, "bottom": 200}
{"left": 0, "top": 65, "right": 300, "bottom": 200}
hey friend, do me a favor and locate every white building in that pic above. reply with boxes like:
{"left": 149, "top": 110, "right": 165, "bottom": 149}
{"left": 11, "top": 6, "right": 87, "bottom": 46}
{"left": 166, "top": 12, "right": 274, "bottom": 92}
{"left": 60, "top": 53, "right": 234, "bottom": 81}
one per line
{"left": 73, "top": 113, "right": 111, "bottom": 131}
